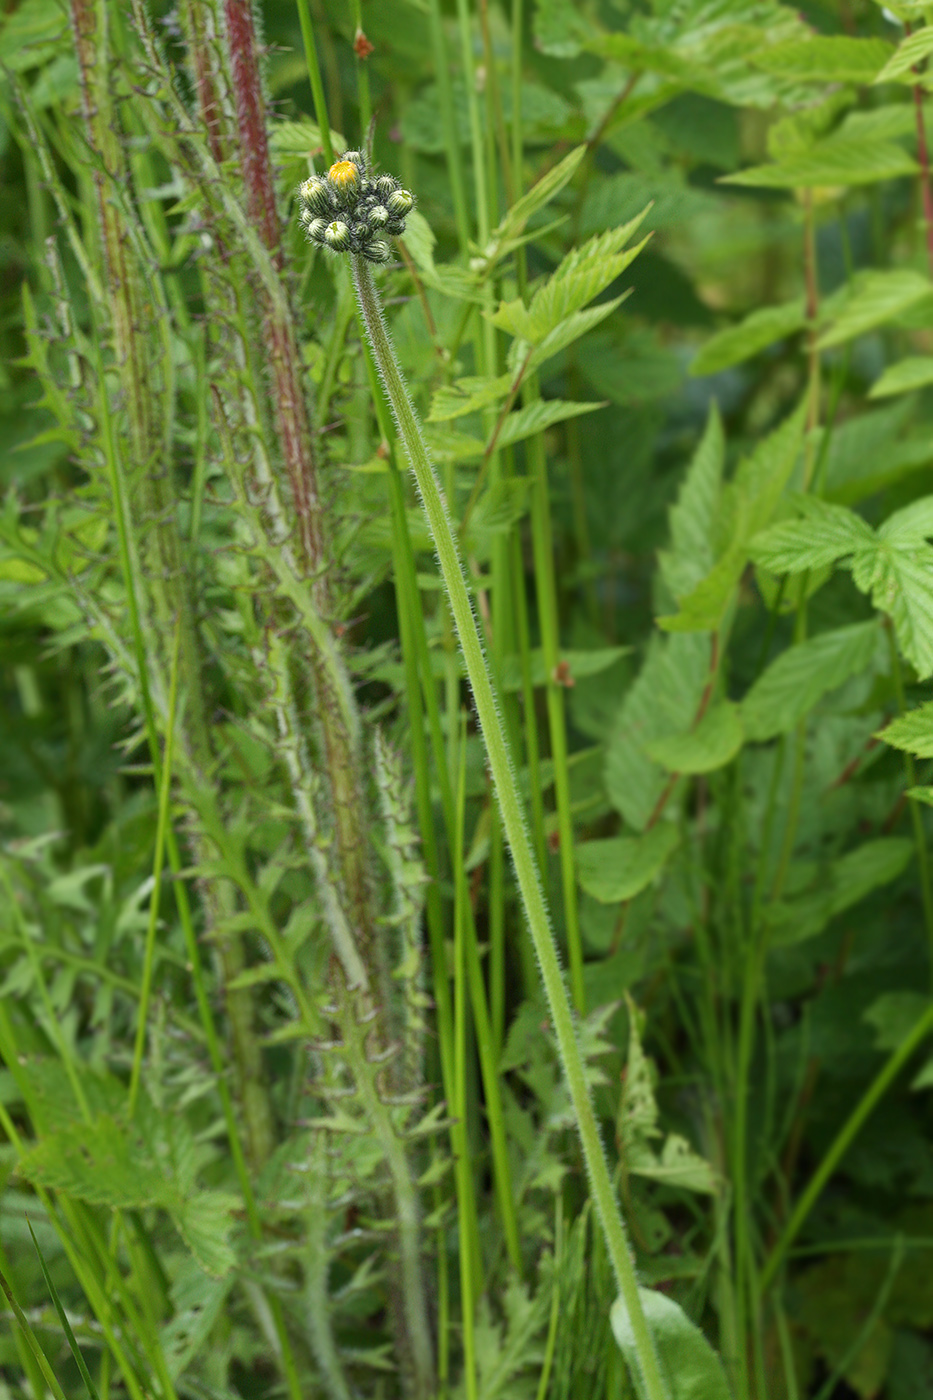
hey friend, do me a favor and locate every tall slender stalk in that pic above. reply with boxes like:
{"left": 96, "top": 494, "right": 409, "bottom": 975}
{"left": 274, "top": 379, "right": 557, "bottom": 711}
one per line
{"left": 350, "top": 251, "right": 670, "bottom": 1400}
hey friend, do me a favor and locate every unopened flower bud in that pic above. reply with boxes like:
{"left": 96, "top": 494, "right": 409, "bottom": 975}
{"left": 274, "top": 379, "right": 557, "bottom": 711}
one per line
{"left": 327, "top": 158, "right": 362, "bottom": 205}
{"left": 375, "top": 174, "right": 398, "bottom": 200}
{"left": 306, "top": 216, "right": 327, "bottom": 242}
{"left": 299, "top": 175, "right": 332, "bottom": 216}
{"left": 367, "top": 204, "right": 390, "bottom": 228}
{"left": 387, "top": 188, "right": 413, "bottom": 218}
{"left": 363, "top": 239, "right": 392, "bottom": 264}
{"left": 324, "top": 219, "right": 351, "bottom": 250}
{"left": 341, "top": 149, "right": 366, "bottom": 169}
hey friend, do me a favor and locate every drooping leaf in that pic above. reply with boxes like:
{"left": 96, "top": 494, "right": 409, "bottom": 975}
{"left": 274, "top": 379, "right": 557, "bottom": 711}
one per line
{"left": 611, "top": 1288, "right": 731, "bottom": 1400}
{"left": 690, "top": 300, "right": 806, "bottom": 377}
{"left": 644, "top": 701, "right": 744, "bottom": 774}
{"left": 576, "top": 823, "right": 680, "bottom": 904}
{"left": 742, "top": 621, "right": 880, "bottom": 741}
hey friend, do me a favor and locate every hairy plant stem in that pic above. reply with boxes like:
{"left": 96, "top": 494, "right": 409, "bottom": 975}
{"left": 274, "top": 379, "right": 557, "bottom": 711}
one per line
{"left": 221, "top": 0, "right": 377, "bottom": 979}
{"left": 351, "top": 252, "right": 669, "bottom": 1400}
{"left": 72, "top": 0, "right": 280, "bottom": 1176}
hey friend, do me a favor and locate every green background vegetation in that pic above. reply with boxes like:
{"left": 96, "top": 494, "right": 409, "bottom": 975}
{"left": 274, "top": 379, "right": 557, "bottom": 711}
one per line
{"left": 2, "top": 0, "right": 933, "bottom": 1396}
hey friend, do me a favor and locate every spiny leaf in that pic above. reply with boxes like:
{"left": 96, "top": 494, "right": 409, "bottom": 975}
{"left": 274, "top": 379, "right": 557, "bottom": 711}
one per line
{"left": 689, "top": 300, "right": 806, "bottom": 377}
{"left": 576, "top": 823, "right": 679, "bottom": 904}
{"left": 743, "top": 621, "right": 881, "bottom": 741}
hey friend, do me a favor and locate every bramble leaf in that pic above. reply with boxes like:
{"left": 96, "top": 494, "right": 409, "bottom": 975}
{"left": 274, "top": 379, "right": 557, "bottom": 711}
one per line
{"left": 743, "top": 621, "right": 881, "bottom": 741}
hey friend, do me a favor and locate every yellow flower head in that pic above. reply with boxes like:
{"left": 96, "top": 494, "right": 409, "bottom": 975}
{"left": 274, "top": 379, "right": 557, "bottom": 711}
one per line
{"left": 328, "top": 160, "right": 361, "bottom": 204}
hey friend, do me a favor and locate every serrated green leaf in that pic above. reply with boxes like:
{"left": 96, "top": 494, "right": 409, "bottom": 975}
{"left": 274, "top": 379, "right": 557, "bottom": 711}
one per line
{"left": 495, "top": 398, "right": 604, "bottom": 451}
{"left": 877, "top": 701, "right": 933, "bottom": 758}
{"left": 661, "top": 403, "right": 807, "bottom": 632}
{"left": 427, "top": 374, "right": 512, "bottom": 423}
{"left": 743, "top": 621, "right": 880, "bottom": 741}
{"left": 690, "top": 300, "right": 806, "bottom": 377}
{"left": 766, "top": 838, "right": 914, "bottom": 946}
{"left": 645, "top": 701, "right": 743, "bottom": 774}
{"left": 611, "top": 1288, "right": 731, "bottom": 1400}
{"left": 869, "top": 356, "right": 933, "bottom": 399}
{"left": 750, "top": 497, "right": 874, "bottom": 573}
{"left": 752, "top": 36, "right": 894, "bottom": 83}
{"left": 400, "top": 210, "right": 436, "bottom": 275}
{"left": 605, "top": 632, "right": 710, "bottom": 829}
{"left": 581, "top": 172, "right": 718, "bottom": 237}
{"left": 880, "top": 495, "right": 933, "bottom": 542}
{"left": 491, "top": 145, "right": 586, "bottom": 248}
{"left": 175, "top": 1193, "right": 239, "bottom": 1279}
{"left": 629, "top": 1133, "right": 717, "bottom": 1195}
{"left": 576, "top": 824, "right": 679, "bottom": 904}
{"left": 864, "top": 992, "right": 932, "bottom": 1051}
{"left": 852, "top": 535, "right": 933, "bottom": 677}
{"left": 499, "top": 645, "right": 629, "bottom": 691}
{"left": 521, "top": 293, "right": 631, "bottom": 373}
{"left": 270, "top": 119, "right": 346, "bottom": 155}
{"left": 874, "top": 25, "right": 933, "bottom": 83}
{"left": 724, "top": 138, "right": 919, "bottom": 189}
{"left": 492, "top": 212, "right": 650, "bottom": 344}
{"left": 817, "top": 270, "right": 933, "bottom": 349}
{"left": 658, "top": 404, "right": 724, "bottom": 601}
{"left": 0, "top": 0, "right": 68, "bottom": 72}
{"left": 16, "top": 1114, "right": 174, "bottom": 1210}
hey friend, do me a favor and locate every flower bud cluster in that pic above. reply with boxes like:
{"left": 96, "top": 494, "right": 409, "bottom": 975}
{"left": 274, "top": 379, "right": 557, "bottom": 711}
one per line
{"left": 298, "top": 151, "right": 414, "bottom": 265}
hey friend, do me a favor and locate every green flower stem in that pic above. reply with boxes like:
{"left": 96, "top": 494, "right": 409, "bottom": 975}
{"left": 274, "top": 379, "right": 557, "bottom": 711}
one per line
{"left": 351, "top": 252, "right": 669, "bottom": 1400}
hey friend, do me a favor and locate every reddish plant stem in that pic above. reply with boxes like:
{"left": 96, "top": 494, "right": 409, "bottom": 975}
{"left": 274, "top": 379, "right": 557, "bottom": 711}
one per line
{"left": 219, "top": 0, "right": 374, "bottom": 961}
{"left": 181, "top": 0, "right": 229, "bottom": 170}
